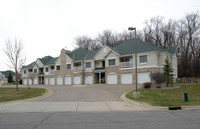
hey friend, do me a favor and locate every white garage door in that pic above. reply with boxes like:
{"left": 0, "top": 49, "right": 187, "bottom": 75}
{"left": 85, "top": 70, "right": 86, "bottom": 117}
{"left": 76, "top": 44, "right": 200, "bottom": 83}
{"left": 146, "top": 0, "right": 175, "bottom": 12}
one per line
{"left": 45, "top": 78, "right": 48, "bottom": 85}
{"left": 23, "top": 79, "right": 27, "bottom": 85}
{"left": 138, "top": 72, "right": 151, "bottom": 84}
{"left": 107, "top": 73, "right": 117, "bottom": 84}
{"left": 29, "top": 79, "right": 32, "bottom": 85}
{"left": 65, "top": 76, "right": 71, "bottom": 85}
{"left": 121, "top": 73, "right": 132, "bottom": 84}
{"left": 34, "top": 78, "right": 38, "bottom": 85}
{"left": 1, "top": 80, "right": 4, "bottom": 84}
{"left": 85, "top": 76, "right": 93, "bottom": 85}
{"left": 50, "top": 78, "right": 55, "bottom": 85}
{"left": 74, "top": 76, "right": 81, "bottom": 85}
{"left": 57, "top": 77, "right": 63, "bottom": 85}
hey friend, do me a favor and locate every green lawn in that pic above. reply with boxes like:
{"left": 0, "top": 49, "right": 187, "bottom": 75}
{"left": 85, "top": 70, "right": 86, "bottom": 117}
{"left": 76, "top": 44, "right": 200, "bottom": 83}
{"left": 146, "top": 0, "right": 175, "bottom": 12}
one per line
{"left": 126, "top": 83, "right": 200, "bottom": 107}
{"left": 0, "top": 88, "right": 47, "bottom": 103}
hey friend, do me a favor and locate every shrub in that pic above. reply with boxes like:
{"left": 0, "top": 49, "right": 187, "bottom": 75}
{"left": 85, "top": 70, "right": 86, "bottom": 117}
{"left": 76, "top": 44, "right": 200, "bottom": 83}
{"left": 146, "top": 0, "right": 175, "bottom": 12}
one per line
{"left": 150, "top": 72, "right": 164, "bottom": 84}
{"left": 143, "top": 82, "right": 152, "bottom": 88}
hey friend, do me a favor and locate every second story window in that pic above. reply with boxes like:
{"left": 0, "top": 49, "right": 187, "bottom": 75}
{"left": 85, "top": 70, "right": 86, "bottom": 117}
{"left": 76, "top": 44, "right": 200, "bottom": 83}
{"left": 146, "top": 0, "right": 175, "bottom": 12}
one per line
{"left": 67, "top": 64, "right": 71, "bottom": 69}
{"left": 24, "top": 70, "right": 26, "bottom": 74}
{"left": 46, "top": 67, "right": 49, "bottom": 72}
{"left": 86, "top": 62, "right": 91, "bottom": 68}
{"left": 56, "top": 65, "right": 60, "bottom": 70}
{"left": 109, "top": 59, "right": 116, "bottom": 66}
{"left": 139, "top": 55, "right": 147, "bottom": 63}
{"left": 34, "top": 69, "right": 37, "bottom": 73}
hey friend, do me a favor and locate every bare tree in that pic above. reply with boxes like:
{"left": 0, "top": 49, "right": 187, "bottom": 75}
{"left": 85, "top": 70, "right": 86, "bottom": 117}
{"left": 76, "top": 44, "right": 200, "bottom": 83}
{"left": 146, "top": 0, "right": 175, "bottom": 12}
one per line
{"left": 27, "top": 72, "right": 34, "bottom": 89}
{"left": 3, "top": 38, "right": 26, "bottom": 91}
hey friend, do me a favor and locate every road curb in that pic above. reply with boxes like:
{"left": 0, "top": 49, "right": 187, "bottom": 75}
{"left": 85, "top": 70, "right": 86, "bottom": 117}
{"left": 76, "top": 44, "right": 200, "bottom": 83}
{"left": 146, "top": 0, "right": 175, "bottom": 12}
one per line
{"left": 0, "top": 88, "right": 53, "bottom": 105}
{"left": 120, "top": 92, "right": 168, "bottom": 111}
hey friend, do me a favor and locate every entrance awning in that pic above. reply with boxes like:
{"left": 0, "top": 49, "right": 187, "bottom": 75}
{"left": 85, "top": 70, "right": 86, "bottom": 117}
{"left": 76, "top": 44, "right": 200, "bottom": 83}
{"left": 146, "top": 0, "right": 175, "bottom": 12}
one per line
{"left": 94, "top": 67, "right": 105, "bottom": 73}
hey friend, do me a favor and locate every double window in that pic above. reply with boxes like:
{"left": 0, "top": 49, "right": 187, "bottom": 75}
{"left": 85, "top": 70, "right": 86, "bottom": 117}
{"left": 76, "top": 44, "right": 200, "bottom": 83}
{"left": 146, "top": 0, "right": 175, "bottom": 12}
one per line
{"left": 139, "top": 55, "right": 147, "bottom": 63}
{"left": 108, "top": 59, "right": 116, "bottom": 66}
{"left": 86, "top": 62, "right": 91, "bottom": 68}
{"left": 67, "top": 64, "right": 71, "bottom": 69}
{"left": 24, "top": 70, "right": 26, "bottom": 74}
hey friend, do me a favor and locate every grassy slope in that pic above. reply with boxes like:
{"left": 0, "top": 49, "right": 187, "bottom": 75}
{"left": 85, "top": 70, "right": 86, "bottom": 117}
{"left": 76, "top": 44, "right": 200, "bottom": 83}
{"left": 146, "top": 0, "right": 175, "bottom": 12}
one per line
{"left": 0, "top": 88, "right": 47, "bottom": 103}
{"left": 126, "top": 83, "right": 200, "bottom": 107}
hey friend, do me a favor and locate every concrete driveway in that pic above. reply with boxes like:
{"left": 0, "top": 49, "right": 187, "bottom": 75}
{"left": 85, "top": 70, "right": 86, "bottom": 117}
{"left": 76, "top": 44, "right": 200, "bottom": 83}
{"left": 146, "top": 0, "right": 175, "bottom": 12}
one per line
{"left": 33, "top": 84, "right": 135, "bottom": 102}
{"left": 1, "top": 84, "right": 155, "bottom": 112}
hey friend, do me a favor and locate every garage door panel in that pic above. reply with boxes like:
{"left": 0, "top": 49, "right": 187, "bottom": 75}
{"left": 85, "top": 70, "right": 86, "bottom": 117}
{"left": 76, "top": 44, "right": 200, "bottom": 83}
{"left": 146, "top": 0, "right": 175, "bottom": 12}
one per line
{"left": 138, "top": 72, "right": 151, "bottom": 84}
{"left": 121, "top": 73, "right": 132, "bottom": 84}
{"left": 85, "top": 76, "right": 93, "bottom": 85}
{"left": 45, "top": 78, "right": 48, "bottom": 85}
{"left": 107, "top": 74, "right": 117, "bottom": 84}
{"left": 29, "top": 79, "right": 32, "bottom": 85}
{"left": 74, "top": 76, "right": 81, "bottom": 85}
{"left": 57, "top": 77, "right": 63, "bottom": 85}
{"left": 50, "top": 78, "right": 55, "bottom": 85}
{"left": 65, "top": 76, "right": 71, "bottom": 85}
{"left": 34, "top": 78, "right": 38, "bottom": 85}
{"left": 24, "top": 79, "right": 27, "bottom": 85}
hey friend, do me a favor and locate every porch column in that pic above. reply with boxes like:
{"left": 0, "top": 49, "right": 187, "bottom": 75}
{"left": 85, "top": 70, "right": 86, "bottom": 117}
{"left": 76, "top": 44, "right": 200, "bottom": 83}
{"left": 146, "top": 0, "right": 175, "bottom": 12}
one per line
{"left": 99, "top": 72, "right": 101, "bottom": 84}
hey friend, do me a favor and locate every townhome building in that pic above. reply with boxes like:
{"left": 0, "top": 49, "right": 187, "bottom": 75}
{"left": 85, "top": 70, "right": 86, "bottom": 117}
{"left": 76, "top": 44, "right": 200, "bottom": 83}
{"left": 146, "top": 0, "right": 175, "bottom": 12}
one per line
{"left": 0, "top": 70, "right": 16, "bottom": 85}
{"left": 21, "top": 39, "right": 177, "bottom": 86}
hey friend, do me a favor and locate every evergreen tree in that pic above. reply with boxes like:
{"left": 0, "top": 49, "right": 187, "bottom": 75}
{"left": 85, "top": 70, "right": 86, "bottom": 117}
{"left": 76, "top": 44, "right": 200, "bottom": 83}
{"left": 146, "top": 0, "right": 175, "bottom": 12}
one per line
{"left": 163, "top": 57, "right": 174, "bottom": 86}
{"left": 8, "top": 72, "right": 13, "bottom": 84}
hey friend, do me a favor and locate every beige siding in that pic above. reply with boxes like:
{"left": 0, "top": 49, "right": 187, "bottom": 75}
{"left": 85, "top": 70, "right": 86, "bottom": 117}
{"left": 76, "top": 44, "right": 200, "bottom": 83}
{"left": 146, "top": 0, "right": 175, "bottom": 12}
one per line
{"left": 105, "top": 51, "right": 119, "bottom": 67}
{"left": 95, "top": 46, "right": 111, "bottom": 60}
{"left": 36, "top": 59, "right": 43, "bottom": 67}
{"left": 66, "top": 54, "right": 73, "bottom": 69}
{"left": 95, "top": 60, "right": 103, "bottom": 68}
{"left": 137, "top": 52, "right": 159, "bottom": 68}
{"left": 55, "top": 56, "right": 61, "bottom": 65}
{"left": 32, "top": 64, "right": 38, "bottom": 73}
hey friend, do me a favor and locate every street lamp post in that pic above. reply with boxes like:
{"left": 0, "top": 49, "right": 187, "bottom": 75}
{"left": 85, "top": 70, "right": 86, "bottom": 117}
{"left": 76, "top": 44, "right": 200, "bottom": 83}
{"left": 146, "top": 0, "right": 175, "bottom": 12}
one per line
{"left": 128, "top": 27, "right": 140, "bottom": 98}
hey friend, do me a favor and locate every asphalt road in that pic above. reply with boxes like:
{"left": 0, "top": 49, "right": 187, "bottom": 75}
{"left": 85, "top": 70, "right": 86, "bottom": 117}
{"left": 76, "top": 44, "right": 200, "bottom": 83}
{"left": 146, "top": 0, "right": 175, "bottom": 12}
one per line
{"left": 0, "top": 110, "right": 199, "bottom": 129}
{"left": 32, "top": 84, "right": 135, "bottom": 102}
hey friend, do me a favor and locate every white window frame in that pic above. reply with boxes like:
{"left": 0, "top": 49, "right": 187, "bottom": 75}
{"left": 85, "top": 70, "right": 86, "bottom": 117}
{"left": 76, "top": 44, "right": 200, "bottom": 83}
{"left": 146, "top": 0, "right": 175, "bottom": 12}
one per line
{"left": 108, "top": 58, "right": 116, "bottom": 66}
{"left": 85, "top": 62, "right": 91, "bottom": 68}
{"left": 56, "top": 65, "right": 60, "bottom": 71}
{"left": 66, "top": 63, "right": 71, "bottom": 70}
{"left": 139, "top": 55, "right": 148, "bottom": 64}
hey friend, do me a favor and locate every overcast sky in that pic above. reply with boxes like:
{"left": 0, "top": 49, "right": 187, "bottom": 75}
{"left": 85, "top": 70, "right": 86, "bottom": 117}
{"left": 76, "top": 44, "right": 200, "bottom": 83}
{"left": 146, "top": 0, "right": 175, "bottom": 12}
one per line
{"left": 0, "top": 0, "right": 200, "bottom": 71}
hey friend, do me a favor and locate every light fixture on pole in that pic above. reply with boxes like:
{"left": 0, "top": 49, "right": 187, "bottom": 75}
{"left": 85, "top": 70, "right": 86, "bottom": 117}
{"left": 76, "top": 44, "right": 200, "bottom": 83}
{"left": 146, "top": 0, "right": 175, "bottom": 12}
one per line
{"left": 128, "top": 27, "right": 140, "bottom": 98}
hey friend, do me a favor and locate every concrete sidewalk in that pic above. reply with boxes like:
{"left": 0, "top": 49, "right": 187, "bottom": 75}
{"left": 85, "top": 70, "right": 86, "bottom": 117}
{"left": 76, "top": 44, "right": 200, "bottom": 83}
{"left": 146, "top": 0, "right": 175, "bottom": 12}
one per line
{"left": 0, "top": 101, "right": 159, "bottom": 113}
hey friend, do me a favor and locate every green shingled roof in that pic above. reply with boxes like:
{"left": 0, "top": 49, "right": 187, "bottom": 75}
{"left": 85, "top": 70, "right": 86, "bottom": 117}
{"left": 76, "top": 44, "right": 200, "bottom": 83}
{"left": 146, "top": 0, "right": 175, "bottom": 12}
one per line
{"left": 45, "top": 57, "right": 58, "bottom": 66}
{"left": 0, "top": 70, "right": 15, "bottom": 78}
{"left": 22, "top": 62, "right": 35, "bottom": 69}
{"left": 39, "top": 56, "right": 53, "bottom": 65}
{"left": 66, "top": 47, "right": 89, "bottom": 62}
{"left": 114, "top": 39, "right": 176, "bottom": 55}
{"left": 85, "top": 49, "right": 99, "bottom": 60}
